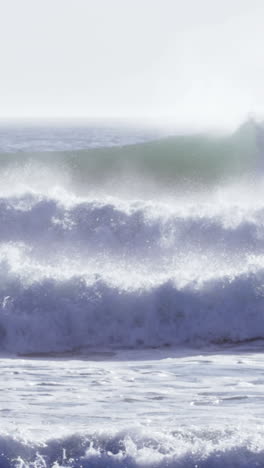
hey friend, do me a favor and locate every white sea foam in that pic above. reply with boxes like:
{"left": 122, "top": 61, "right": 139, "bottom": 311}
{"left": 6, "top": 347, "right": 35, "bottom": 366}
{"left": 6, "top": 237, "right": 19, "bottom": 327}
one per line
{"left": 1, "top": 349, "right": 264, "bottom": 467}
{"left": 1, "top": 122, "right": 264, "bottom": 467}
{"left": 0, "top": 175, "right": 264, "bottom": 353}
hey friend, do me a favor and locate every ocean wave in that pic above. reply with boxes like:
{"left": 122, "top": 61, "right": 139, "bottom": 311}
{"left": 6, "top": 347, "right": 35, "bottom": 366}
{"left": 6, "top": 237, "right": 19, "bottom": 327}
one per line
{"left": 0, "top": 194, "right": 264, "bottom": 258}
{"left": 0, "top": 257, "right": 263, "bottom": 353}
{"left": 0, "top": 121, "right": 263, "bottom": 354}
{"left": 1, "top": 426, "right": 264, "bottom": 467}
{"left": 0, "top": 119, "right": 262, "bottom": 192}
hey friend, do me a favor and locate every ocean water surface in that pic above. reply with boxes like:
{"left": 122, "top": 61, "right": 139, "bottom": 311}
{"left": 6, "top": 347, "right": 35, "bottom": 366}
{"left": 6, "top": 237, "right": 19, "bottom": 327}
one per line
{"left": 1, "top": 121, "right": 264, "bottom": 467}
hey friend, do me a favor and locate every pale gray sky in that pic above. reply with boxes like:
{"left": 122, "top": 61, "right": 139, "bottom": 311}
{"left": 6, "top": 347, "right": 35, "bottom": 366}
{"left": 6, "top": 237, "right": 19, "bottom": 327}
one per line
{"left": 0, "top": 0, "right": 264, "bottom": 129}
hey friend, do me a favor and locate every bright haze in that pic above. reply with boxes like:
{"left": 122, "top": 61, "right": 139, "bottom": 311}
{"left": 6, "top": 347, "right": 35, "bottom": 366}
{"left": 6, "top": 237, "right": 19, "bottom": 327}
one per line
{"left": 0, "top": 0, "right": 263, "bottom": 130}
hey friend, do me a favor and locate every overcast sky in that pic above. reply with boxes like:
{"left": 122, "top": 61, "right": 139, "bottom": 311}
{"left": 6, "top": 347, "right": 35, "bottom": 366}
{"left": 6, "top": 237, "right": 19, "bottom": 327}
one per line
{"left": 0, "top": 0, "right": 264, "bottom": 129}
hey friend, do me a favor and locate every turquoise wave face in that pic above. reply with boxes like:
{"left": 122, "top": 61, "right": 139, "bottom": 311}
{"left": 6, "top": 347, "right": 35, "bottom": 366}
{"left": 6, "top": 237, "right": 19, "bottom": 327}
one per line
{"left": 0, "top": 119, "right": 262, "bottom": 193}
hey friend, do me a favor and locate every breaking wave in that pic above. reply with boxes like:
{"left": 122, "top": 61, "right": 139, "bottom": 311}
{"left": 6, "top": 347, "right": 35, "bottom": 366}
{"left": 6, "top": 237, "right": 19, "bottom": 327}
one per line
{"left": 1, "top": 119, "right": 264, "bottom": 354}
{"left": 1, "top": 426, "right": 264, "bottom": 467}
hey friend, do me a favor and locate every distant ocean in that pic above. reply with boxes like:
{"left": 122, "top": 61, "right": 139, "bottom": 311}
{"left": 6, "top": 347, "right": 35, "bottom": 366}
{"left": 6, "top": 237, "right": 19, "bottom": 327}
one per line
{"left": 1, "top": 121, "right": 264, "bottom": 467}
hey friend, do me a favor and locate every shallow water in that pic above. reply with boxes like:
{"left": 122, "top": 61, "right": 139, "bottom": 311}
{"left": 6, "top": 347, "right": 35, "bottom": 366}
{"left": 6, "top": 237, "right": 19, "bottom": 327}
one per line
{"left": 2, "top": 347, "right": 264, "bottom": 467}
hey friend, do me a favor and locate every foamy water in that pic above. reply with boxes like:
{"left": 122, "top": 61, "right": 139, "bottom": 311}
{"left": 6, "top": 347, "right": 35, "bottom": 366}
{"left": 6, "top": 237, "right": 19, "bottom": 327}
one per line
{"left": 1, "top": 122, "right": 264, "bottom": 467}
{"left": 2, "top": 348, "right": 264, "bottom": 467}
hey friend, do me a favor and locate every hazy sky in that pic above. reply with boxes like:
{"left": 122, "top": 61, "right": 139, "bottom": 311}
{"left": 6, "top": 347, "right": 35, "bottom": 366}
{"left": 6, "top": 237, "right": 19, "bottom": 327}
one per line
{"left": 1, "top": 0, "right": 264, "bottom": 129}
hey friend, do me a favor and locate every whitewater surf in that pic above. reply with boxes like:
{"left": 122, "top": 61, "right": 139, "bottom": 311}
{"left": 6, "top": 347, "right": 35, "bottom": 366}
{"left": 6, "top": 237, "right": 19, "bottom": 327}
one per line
{"left": 1, "top": 121, "right": 264, "bottom": 467}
